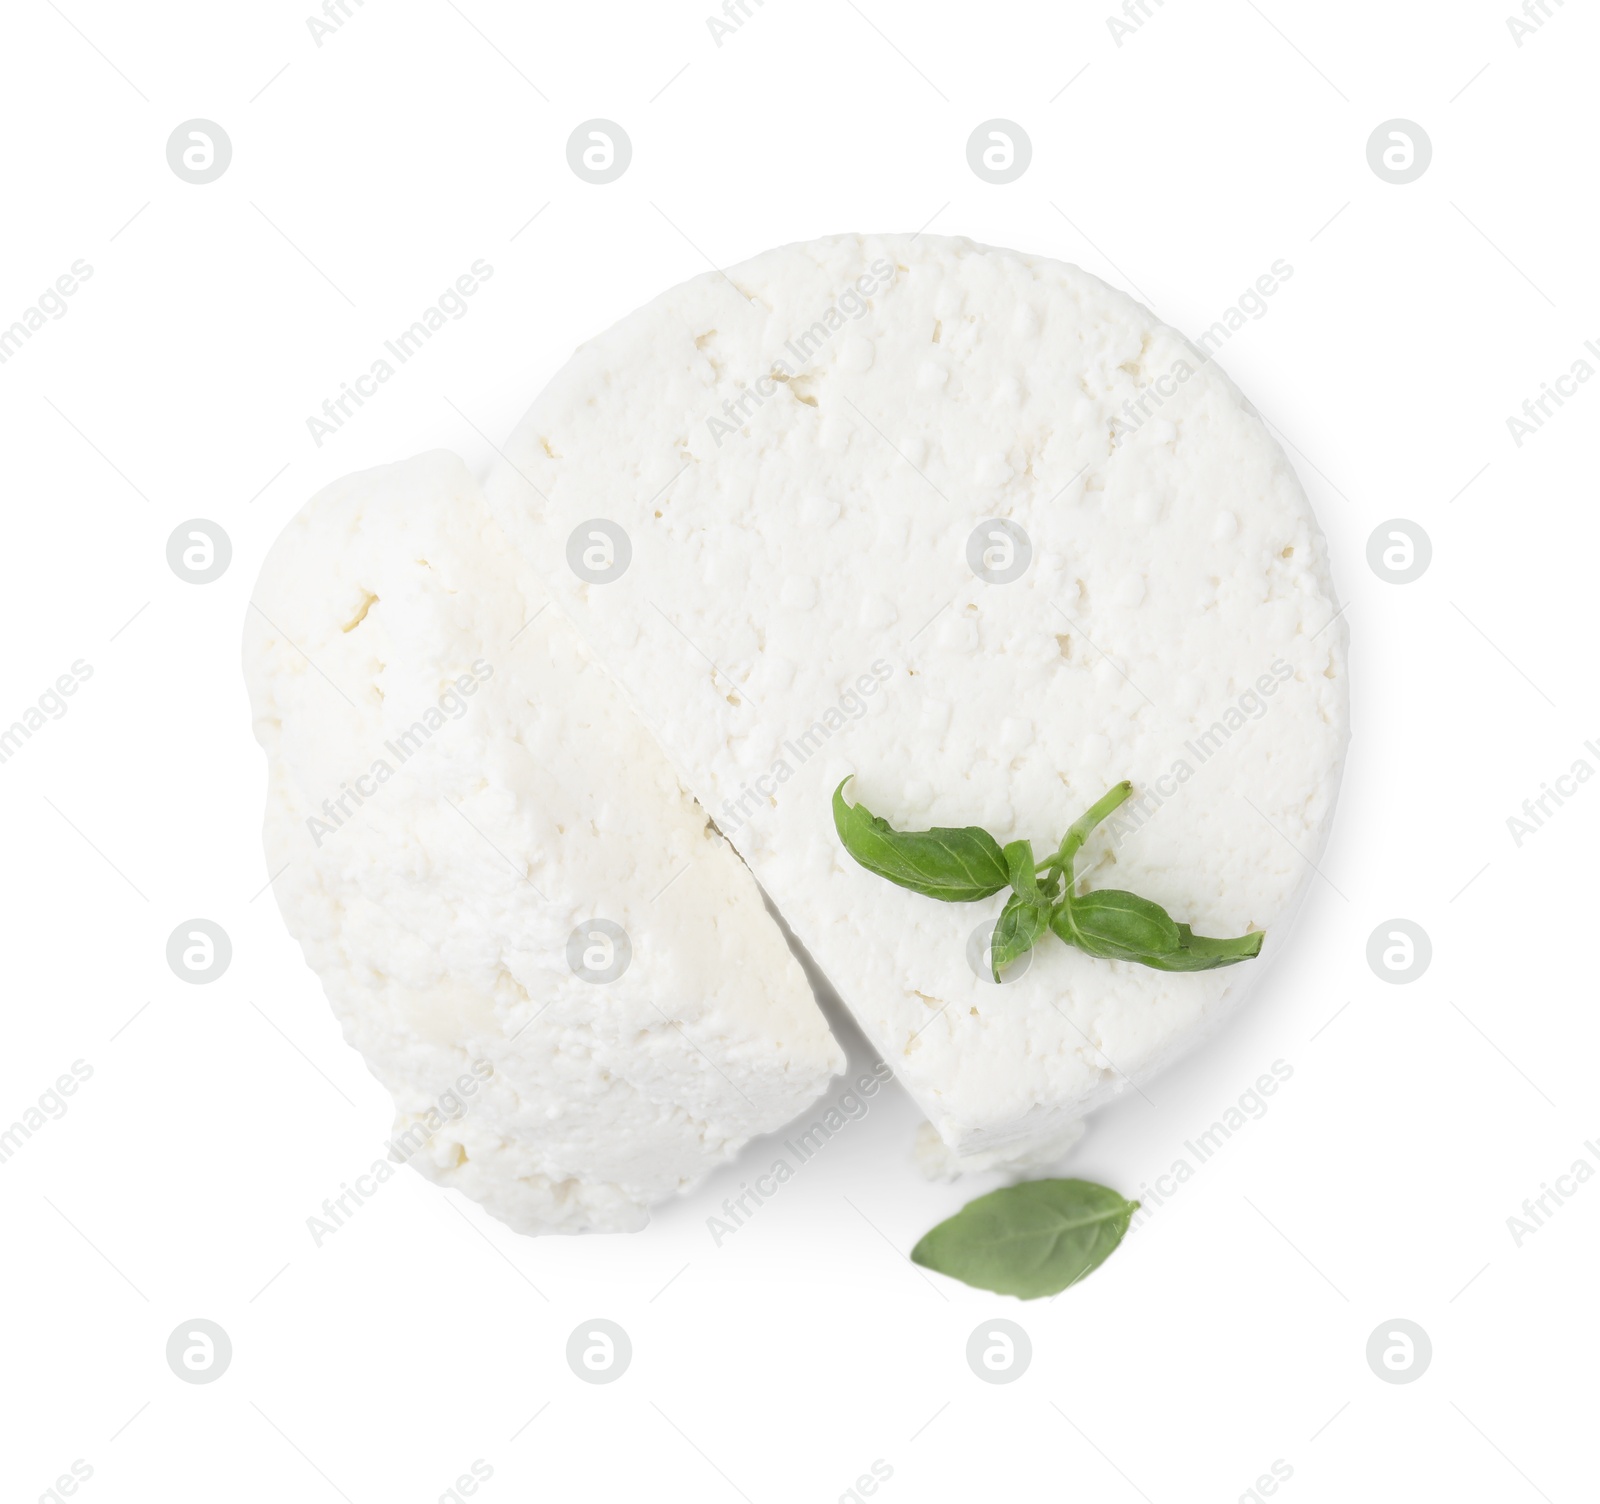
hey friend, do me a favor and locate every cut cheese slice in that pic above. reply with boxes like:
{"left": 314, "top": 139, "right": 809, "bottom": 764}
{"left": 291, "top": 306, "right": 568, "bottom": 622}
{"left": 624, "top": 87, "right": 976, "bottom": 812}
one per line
{"left": 485, "top": 234, "right": 1349, "bottom": 1161}
{"left": 244, "top": 451, "right": 842, "bottom": 1234}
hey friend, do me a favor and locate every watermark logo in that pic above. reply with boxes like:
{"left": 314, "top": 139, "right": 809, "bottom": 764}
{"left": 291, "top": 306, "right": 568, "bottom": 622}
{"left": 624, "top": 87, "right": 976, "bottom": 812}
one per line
{"left": 566, "top": 520, "right": 631, "bottom": 584}
{"left": 1366, "top": 920, "right": 1430, "bottom": 983}
{"left": 167, "top": 919, "right": 232, "bottom": 984}
{"left": 566, "top": 1319, "right": 631, "bottom": 1383}
{"left": 567, "top": 120, "right": 631, "bottom": 184}
{"left": 166, "top": 1319, "right": 232, "bottom": 1383}
{"left": 966, "top": 519, "right": 1031, "bottom": 584}
{"left": 567, "top": 920, "right": 631, "bottom": 983}
{"left": 966, "top": 1319, "right": 1031, "bottom": 1383}
{"left": 1366, "top": 519, "right": 1431, "bottom": 584}
{"left": 166, "top": 120, "right": 232, "bottom": 185}
{"left": 966, "top": 120, "right": 1031, "bottom": 184}
{"left": 1366, "top": 120, "right": 1431, "bottom": 185}
{"left": 166, "top": 519, "right": 231, "bottom": 584}
{"left": 1365, "top": 1319, "right": 1431, "bottom": 1383}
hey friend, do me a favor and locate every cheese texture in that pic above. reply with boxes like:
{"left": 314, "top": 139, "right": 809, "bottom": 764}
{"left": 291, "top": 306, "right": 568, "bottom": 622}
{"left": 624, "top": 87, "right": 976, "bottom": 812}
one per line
{"left": 244, "top": 451, "right": 843, "bottom": 1234}
{"left": 485, "top": 234, "right": 1349, "bottom": 1160}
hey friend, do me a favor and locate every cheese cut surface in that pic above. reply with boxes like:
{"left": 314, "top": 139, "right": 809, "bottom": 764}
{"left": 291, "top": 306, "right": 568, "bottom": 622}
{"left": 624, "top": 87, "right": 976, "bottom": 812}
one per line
{"left": 486, "top": 234, "right": 1350, "bottom": 1159}
{"left": 244, "top": 451, "right": 842, "bottom": 1234}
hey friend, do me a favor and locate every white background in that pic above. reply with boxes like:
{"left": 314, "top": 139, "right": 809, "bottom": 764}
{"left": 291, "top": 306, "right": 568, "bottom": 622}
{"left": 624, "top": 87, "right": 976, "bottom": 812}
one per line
{"left": 2, "top": 1, "right": 1595, "bottom": 1500}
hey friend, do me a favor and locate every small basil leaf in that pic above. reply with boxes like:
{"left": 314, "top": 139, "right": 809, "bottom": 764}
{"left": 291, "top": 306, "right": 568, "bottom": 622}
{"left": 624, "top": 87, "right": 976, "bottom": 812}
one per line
{"left": 833, "top": 779, "right": 1009, "bottom": 902}
{"left": 1054, "top": 888, "right": 1181, "bottom": 962}
{"left": 1002, "top": 839, "right": 1040, "bottom": 900}
{"left": 990, "top": 890, "right": 1050, "bottom": 981}
{"left": 910, "top": 1178, "right": 1139, "bottom": 1299}
{"left": 1140, "top": 923, "right": 1264, "bottom": 972}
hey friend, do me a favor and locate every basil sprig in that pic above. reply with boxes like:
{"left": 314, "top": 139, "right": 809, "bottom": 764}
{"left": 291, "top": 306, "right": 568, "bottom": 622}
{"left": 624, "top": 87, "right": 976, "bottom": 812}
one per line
{"left": 833, "top": 777, "right": 1263, "bottom": 980}
{"left": 911, "top": 1178, "right": 1139, "bottom": 1299}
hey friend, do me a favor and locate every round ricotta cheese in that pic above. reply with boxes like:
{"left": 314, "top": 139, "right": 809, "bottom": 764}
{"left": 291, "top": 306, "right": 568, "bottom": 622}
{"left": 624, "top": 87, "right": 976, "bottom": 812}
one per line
{"left": 485, "top": 234, "right": 1350, "bottom": 1160}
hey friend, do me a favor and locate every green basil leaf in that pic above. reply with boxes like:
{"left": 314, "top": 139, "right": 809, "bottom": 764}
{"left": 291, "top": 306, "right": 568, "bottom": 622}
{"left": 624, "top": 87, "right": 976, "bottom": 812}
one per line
{"left": 990, "top": 890, "right": 1050, "bottom": 981}
{"left": 1053, "top": 888, "right": 1181, "bottom": 962}
{"left": 1002, "top": 839, "right": 1040, "bottom": 900}
{"left": 833, "top": 779, "right": 1009, "bottom": 902}
{"left": 1139, "top": 924, "right": 1264, "bottom": 972}
{"left": 910, "top": 1178, "right": 1139, "bottom": 1299}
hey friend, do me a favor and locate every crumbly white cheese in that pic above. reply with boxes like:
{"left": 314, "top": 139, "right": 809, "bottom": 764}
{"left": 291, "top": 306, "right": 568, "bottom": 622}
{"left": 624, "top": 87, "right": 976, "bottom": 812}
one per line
{"left": 485, "top": 234, "right": 1349, "bottom": 1161}
{"left": 244, "top": 451, "right": 842, "bottom": 1234}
